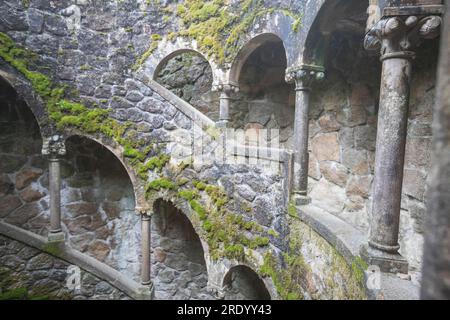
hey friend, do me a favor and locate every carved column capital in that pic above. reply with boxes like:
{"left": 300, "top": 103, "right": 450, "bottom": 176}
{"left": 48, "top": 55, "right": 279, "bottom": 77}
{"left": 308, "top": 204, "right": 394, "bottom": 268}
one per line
{"left": 285, "top": 65, "right": 325, "bottom": 91}
{"left": 212, "top": 83, "right": 240, "bottom": 95}
{"left": 42, "top": 134, "right": 66, "bottom": 159}
{"left": 364, "top": 15, "right": 442, "bottom": 59}
{"left": 136, "top": 206, "right": 152, "bottom": 217}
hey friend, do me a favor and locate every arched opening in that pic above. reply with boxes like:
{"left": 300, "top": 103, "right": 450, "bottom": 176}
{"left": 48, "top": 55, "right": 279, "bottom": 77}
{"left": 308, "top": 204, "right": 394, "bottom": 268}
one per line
{"left": 304, "top": 0, "right": 438, "bottom": 280}
{"left": 223, "top": 265, "right": 271, "bottom": 300}
{"left": 62, "top": 135, "right": 138, "bottom": 279}
{"left": 305, "top": 0, "right": 378, "bottom": 229}
{"left": 0, "top": 76, "right": 45, "bottom": 233}
{"left": 230, "top": 35, "right": 295, "bottom": 149}
{"left": 152, "top": 199, "right": 213, "bottom": 300}
{"left": 154, "top": 50, "right": 219, "bottom": 121}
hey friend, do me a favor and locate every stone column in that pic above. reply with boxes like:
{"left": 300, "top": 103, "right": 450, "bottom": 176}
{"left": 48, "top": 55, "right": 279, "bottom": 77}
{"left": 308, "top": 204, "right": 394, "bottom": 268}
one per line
{"left": 215, "top": 83, "right": 239, "bottom": 127}
{"left": 421, "top": 4, "right": 450, "bottom": 299}
{"left": 42, "top": 134, "right": 66, "bottom": 242}
{"left": 285, "top": 65, "right": 325, "bottom": 205}
{"left": 138, "top": 207, "right": 152, "bottom": 285}
{"left": 362, "top": 14, "right": 441, "bottom": 273}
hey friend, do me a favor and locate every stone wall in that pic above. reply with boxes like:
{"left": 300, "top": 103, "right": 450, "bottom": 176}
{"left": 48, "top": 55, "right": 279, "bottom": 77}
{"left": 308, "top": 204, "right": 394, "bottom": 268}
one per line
{"left": 155, "top": 52, "right": 219, "bottom": 121}
{"left": 307, "top": 31, "right": 438, "bottom": 282}
{"left": 151, "top": 200, "right": 213, "bottom": 300}
{"left": 0, "top": 81, "right": 140, "bottom": 281}
{"left": 230, "top": 41, "right": 295, "bottom": 149}
{"left": 0, "top": 235, "right": 130, "bottom": 300}
{"left": 287, "top": 216, "right": 367, "bottom": 300}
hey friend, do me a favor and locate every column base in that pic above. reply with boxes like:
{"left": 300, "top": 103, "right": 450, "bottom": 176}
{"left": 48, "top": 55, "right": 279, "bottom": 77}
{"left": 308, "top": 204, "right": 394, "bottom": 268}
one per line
{"left": 360, "top": 244, "right": 409, "bottom": 274}
{"left": 293, "top": 193, "right": 311, "bottom": 206}
{"left": 216, "top": 120, "right": 228, "bottom": 128}
{"left": 137, "top": 282, "right": 155, "bottom": 300}
{"left": 48, "top": 231, "right": 65, "bottom": 243}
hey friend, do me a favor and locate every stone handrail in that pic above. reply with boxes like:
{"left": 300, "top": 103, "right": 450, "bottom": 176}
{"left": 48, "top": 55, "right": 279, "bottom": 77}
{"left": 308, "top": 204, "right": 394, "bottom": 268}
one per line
{"left": 136, "top": 73, "right": 216, "bottom": 128}
{"left": 0, "top": 221, "right": 153, "bottom": 300}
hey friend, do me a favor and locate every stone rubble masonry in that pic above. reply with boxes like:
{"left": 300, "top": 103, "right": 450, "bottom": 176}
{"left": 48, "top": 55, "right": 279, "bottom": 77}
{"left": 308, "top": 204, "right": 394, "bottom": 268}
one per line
{"left": 0, "top": 0, "right": 438, "bottom": 298}
{"left": 0, "top": 234, "right": 130, "bottom": 300}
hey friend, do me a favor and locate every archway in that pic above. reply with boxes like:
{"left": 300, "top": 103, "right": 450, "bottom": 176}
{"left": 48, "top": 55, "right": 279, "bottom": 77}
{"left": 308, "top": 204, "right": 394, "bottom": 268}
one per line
{"left": 229, "top": 35, "right": 294, "bottom": 149}
{"left": 0, "top": 76, "right": 46, "bottom": 234}
{"left": 151, "top": 199, "right": 213, "bottom": 300}
{"left": 154, "top": 50, "right": 219, "bottom": 121}
{"left": 304, "top": 0, "right": 378, "bottom": 230}
{"left": 223, "top": 265, "right": 271, "bottom": 300}
{"left": 62, "top": 135, "right": 138, "bottom": 280}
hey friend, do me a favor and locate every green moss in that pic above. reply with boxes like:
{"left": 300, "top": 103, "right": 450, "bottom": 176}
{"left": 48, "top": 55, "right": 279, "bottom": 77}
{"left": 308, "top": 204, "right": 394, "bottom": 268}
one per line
{"left": 351, "top": 256, "right": 369, "bottom": 286}
{"left": 288, "top": 200, "right": 297, "bottom": 218}
{"left": 135, "top": 0, "right": 303, "bottom": 67}
{"left": 146, "top": 178, "right": 177, "bottom": 193}
{"left": 268, "top": 229, "right": 279, "bottom": 238}
{"left": 0, "top": 287, "right": 28, "bottom": 300}
{"left": 189, "top": 199, "right": 208, "bottom": 220}
{"left": 42, "top": 242, "right": 63, "bottom": 256}
{"left": 178, "top": 189, "right": 198, "bottom": 201}
{"left": 137, "top": 153, "right": 170, "bottom": 178}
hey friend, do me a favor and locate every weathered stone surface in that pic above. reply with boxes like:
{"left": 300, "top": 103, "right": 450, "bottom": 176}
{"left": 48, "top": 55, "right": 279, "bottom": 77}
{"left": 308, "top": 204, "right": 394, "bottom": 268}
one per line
{"left": 319, "top": 161, "right": 348, "bottom": 187}
{"left": 403, "top": 169, "right": 427, "bottom": 201}
{"left": 19, "top": 186, "right": 45, "bottom": 202}
{"left": 0, "top": 195, "right": 22, "bottom": 217}
{"left": 4, "top": 203, "right": 40, "bottom": 225}
{"left": 354, "top": 125, "right": 377, "bottom": 151}
{"left": 312, "top": 133, "right": 340, "bottom": 162}
{"left": 346, "top": 175, "right": 373, "bottom": 198}
{"left": 15, "top": 168, "right": 43, "bottom": 190}
{"left": 318, "top": 113, "right": 341, "bottom": 132}
{"left": 236, "top": 184, "right": 256, "bottom": 202}
{"left": 65, "top": 202, "right": 97, "bottom": 218}
{"left": 154, "top": 248, "right": 167, "bottom": 263}
{"left": 252, "top": 197, "right": 274, "bottom": 227}
{"left": 88, "top": 240, "right": 111, "bottom": 261}
{"left": 341, "top": 148, "right": 370, "bottom": 175}
{"left": 0, "top": 174, "right": 14, "bottom": 196}
{"left": 27, "top": 253, "right": 53, "bottom": 271}
{"left": 308, "top": 153, "right": 321, "bottom": 180}
{"left": 0, "top": 155, "right": 27, "bottom": 173}
{"left": 310, "top": 179, "right": 346, "bottom": 214}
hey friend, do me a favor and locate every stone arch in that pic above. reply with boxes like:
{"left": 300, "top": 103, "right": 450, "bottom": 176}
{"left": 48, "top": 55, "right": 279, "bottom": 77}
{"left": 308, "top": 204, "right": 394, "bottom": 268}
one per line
{"left": 0, "top": 63, "right": 52, "bottom": 137}
{"left": 226, "top": 33, "right": 295, "bottom": 148}
{"left": 222, "top": 264, "right": 271, "bottom": 300}
{"left": 302, "top": 0, "right": 369, "bottom": 66}
{"left": 151, "top": 198, "right": 215, "bottom": 300}
{"left": 153, "top": 49, "right": 219, "bottom": 121}
{"left": 61, "top": 134, "right": 140, "bottom": 280}
{"left": 63, "top": 132, "right": 145, "bottom": 208}
{"left": 0, "top": 72, "right": 47, "bottom": 234}
{"left": 229, "top": 10, "right": 304, "bottom": 74}
{"left": 140, "top": 37, "right": 221, "bottom": 86}
{"left": 229, "top": 33, "right": 287, "bottom": 85}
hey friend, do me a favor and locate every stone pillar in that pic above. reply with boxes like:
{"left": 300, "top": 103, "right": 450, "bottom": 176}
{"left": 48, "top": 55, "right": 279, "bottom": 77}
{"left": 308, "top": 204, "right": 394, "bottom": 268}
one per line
{"left": 421, "top": 3, "right": 450, "bottom": 299}
{"left": 138, "top": 207, "right": 152, "bottom": 285}
{"left": 362, "top": 14, "right": 441, "bottom": 273}
{"left": 285, "top": 65, "right": 325, "bottom": 205}
{"left": 42, "top": 134, "right": 66, "bottom": 242}
{"left": 215, "top": 83, "right": 239, "bottom": 127}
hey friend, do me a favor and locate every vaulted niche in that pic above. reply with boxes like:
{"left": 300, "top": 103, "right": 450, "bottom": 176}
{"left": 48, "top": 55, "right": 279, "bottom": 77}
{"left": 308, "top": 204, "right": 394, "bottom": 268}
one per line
{"left": 151, "top": 199, "right": 213, "bottom": 300}
{"left": 155, "top": 51, "right": 219, "bottom": 121}
{"left": 231, "top": 36, "right": 295, "bottom": 149}
{"left": 223, "top": 265, "right": 271, "bottom": 300}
